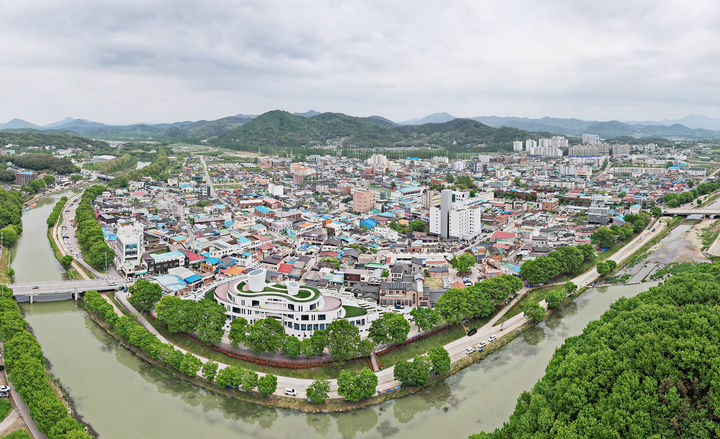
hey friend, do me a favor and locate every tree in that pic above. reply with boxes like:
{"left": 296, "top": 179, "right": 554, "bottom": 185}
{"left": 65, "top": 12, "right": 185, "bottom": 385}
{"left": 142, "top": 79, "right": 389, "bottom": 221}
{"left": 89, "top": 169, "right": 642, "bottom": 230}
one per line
{"left": 545, "top": 289, "right": 565, "bottom": 309}
{"left": 409, "top": 307, "right": 441, "bottom": 332}
{"left": 257, "top": 374, "right": 277, "bottom": 396}
{"left": 450, "top": 253, "right": 476, "bottom": 273}
{"left": 239, "top": 369, "right": 258, "bottom": 391}
{"left": 155, "top": 296, "right": 195, "bottom": 333}
{"left": 436, "top": 288, "right": 472, "bottom": 324}
{"left": 337, "top": 368, "right": 378, "bottom": 402}
{"left": 307, "top": 378, "right": 331, "bottom": 403}
{"left": 245, "top": 317, "right": 286, "bottom": 353}
{"left": 42, "top": 175, "right": 55, "bottom": 185}
{"left": 523, "top": 301, "right": 546, "bottom": 323}
{"left": 445, "top": 173, "right": 454, "bottom": 183}
{"left": 282, "top": 336, "right": 302, "bottom": 358}
{"left": 394, "top": 356, "right": 432, "bottom": 386}
{"left": 128, "top": 279, "right": 163, "bottom": 312}
{"left": 0, "top": 225, "right": 19, "bottom": 247}
{"left": 591, "top": 227, "right": 616, "bottom": 249}
{"left": 409, "top": 220, "right": 426, "bottom": 232}
{"left": 381, "top": 269, "right": 389, "bottom": 278}
{"left": 428, "top": 346, "right": 451, "bottom": 374}
{"left": 596, "top": 261, "right": 610, "bottom": 275}
{"left": 178, "top": 352, "right": 202, "bottom": 377}
{"left": 59, "top": 254, "right": 73, "bottom": 270}
{"left": 202, "top": 361, "right": 219, "bottom": 382}
{"left": 215, "top": 365, "right": 243, "bottom": 389}
{"left": 564, "top": 281, "right": 577, "bottom": 295}
{"left": 326, "top": 319, "right": 361, "bottom": 362}
{"left": 228, "top": 317, "right": 248, "bottom": 347}
{"left": 194, "top": 299, "right": 227, "bottom": 345}
{"left": 369, "top": 313, "right": 410, "bottom": 346}
{"left": 650, "top": 206, "right": 662, "bottom": 217}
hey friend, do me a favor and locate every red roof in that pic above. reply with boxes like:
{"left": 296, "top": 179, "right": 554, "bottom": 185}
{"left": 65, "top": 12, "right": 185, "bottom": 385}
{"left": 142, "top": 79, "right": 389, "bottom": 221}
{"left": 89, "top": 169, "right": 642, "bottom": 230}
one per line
{"left": 278, "top": 263, "right": 293, "bottom": 274}
{"left": 490, "top": 231, "right": 516, "bottom": 240}
{"left": 184, "top": 252, "right": 204, "bottom": 262}
{"left": 451, "top": 281, "right": 466, "bottom": 289}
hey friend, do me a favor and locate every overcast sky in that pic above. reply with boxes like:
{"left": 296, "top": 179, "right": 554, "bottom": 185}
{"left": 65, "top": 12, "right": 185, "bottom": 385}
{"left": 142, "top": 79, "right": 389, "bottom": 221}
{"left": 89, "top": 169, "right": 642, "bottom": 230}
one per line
{"left": 2, "top": 0, "right": 720, "bottom": 125}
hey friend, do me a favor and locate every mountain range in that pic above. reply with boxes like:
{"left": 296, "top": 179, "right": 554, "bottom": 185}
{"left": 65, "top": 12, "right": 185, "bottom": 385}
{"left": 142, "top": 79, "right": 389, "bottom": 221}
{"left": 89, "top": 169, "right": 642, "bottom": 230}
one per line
{"left": 3, "top": 111, "right": 720, "bottom": 143}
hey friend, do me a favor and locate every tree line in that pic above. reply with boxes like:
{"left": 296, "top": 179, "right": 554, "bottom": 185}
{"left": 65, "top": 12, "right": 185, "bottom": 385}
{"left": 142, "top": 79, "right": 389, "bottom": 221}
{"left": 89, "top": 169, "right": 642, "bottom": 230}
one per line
{"left": 75, "top": 185, "right": 115, "bottom": 270}
{"left": 10, "top": 153, "right": 78, "bottom": 174}
{"left": 662, "top": 180, "right": 720, "bottom": 208}
{"left": 519, "top": 244, "right": 595, "bottom": 286}
{"left": 590, "top": 212, "right": 652, "bottom": 249}
{"left": 473, "top": 266, "right": 720, "bottom": 438}
{"left": 0, "top": 286, "right": 93, "bottom": 438}
{"left": 46, "top": 196, "right": 68, "bottom": 228}
{"left": 436, "top": 275, "right": 524, "bottom": 324}
{"left": 0, "top": 188, "right": 23, "bottom": 247}
{"left": 85, "top": 154, "right": 137, "bottom": 175}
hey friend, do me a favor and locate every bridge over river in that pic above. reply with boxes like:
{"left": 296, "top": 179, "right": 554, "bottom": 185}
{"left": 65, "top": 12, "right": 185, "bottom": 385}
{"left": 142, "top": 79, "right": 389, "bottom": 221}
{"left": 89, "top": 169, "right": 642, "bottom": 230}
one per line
{"left": 10, "top": 279, "right": 127, "bottom": 302}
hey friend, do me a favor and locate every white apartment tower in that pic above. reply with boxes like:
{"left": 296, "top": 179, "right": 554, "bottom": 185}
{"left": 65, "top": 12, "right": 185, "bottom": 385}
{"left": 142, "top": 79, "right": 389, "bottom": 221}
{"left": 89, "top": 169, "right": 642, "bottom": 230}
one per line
{"left": 582, "top": 134, "right": 601, "bottom": 145}
{"left": 513, "top": 140, "right": 524, "bottom": 152}
{"left": 429, "top": 190, "right": 482, "bottom": 240}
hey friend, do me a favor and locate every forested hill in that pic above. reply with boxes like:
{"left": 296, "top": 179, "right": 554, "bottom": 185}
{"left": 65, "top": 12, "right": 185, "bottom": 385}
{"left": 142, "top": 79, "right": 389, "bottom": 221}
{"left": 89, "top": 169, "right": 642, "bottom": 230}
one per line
{"left": 213, "top": 110, "right": 542, "bottom": 151}
{"left": 0, "top": 130, "right": 108, "bottom": 149}
{"left": 473, "top": 266, "right": 720, "bottom": 439}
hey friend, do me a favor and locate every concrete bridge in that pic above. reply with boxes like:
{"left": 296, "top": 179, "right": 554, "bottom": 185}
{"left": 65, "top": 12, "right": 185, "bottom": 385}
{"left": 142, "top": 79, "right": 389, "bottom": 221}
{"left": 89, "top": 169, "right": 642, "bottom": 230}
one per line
{"left": 10, "top": 279, "right": 127, "bottom": 303}
{"left": 662, "top": 208, "right": 720, "bottom": 217}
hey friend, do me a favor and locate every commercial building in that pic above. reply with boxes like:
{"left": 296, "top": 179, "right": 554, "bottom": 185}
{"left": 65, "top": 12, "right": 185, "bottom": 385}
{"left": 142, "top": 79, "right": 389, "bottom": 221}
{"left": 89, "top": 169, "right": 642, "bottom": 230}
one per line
{"left": 114, "top": 222, "right": 147, "bottom": 276}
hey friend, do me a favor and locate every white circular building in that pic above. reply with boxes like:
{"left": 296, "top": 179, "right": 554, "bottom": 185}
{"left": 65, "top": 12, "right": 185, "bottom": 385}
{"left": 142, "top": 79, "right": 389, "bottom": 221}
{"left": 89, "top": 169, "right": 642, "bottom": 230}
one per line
{"left": 213, "top": 275, "right": 373, "bottom": 339}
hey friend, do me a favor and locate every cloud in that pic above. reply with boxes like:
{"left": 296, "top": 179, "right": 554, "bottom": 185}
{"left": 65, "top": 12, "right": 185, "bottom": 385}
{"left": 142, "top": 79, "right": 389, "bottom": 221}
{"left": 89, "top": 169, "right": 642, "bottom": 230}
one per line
{"left": 0, "top": 0, "right": 719, "bottom": 124}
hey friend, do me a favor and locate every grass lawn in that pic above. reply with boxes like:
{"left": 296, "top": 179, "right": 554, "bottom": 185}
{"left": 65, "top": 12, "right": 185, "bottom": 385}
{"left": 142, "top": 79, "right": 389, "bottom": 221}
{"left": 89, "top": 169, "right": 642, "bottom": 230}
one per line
{"left": 342, "top": 305, "right": 367, "bottom": 317}
{"left": 378, "top": 317, "right": 489, "bottom": 369}
{"left": 145, "top": 316, "right": 367, "bottom": 379}
{"left": 0, "top": 246, "right": 11, "bottom": 284}
{"left": 0, "top": 399, "right": 11, "bottom": 422}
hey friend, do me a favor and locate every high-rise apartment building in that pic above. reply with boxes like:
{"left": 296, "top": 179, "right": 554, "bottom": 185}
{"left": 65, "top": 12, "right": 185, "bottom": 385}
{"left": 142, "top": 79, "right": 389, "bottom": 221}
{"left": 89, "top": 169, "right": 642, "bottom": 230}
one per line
{"left": 513, "top": 140, "right": 523, "bottom": 152}
{"left": 429, "top": 190, "right": 482, "bottom": 240}
{"left": 582, "top": 134, "right": 601, "bottom": 145}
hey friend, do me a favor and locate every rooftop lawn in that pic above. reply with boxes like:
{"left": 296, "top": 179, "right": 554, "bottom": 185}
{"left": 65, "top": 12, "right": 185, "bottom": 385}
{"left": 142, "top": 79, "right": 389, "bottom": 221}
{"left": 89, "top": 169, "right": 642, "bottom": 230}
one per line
{"left": 342, "top": 305, "right": 367, "bottom": 318}
{"left": 234, "top": 281, "right": 320, "bottom": 302}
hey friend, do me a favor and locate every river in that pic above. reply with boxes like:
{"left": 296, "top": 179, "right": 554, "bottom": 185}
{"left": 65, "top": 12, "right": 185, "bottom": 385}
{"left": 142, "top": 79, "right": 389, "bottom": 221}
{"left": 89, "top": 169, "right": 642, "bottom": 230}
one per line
{"left": 13, "top": 193, "right": 661, "bottom": 439}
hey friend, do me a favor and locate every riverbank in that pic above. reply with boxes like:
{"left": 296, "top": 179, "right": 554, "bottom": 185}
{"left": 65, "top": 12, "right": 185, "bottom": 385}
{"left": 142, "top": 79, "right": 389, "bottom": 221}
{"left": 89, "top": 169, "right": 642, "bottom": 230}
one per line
{"left": 83, "top": 298, "right": 532, "bottom": 413}
{"left": 0, "top": 247, "right": 11, "bottom": 284}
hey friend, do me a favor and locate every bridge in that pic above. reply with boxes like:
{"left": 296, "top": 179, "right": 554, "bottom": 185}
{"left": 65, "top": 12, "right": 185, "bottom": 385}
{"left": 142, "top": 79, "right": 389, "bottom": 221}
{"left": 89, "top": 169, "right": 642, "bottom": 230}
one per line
{"left": 662, "top": 208, "right": 720, "bottom": 217}
{"left": 10, "top": 279, "right": 127, "bottom": 303}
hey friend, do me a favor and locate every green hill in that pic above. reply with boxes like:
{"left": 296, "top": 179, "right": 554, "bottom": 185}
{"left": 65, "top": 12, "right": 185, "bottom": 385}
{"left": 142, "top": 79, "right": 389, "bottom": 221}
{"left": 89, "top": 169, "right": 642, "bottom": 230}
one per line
{"left": 0, "top": 130, "right": 108, "bottom": 149}
{"left": 213, "top": 110, "right": 540, "bottom": 151}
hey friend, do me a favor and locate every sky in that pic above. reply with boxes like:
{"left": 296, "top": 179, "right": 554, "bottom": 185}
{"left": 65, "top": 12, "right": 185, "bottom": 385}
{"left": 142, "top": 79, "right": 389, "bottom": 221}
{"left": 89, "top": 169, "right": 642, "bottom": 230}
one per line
{"left": 2, "top": 0, "right": 720, "bottom": 125}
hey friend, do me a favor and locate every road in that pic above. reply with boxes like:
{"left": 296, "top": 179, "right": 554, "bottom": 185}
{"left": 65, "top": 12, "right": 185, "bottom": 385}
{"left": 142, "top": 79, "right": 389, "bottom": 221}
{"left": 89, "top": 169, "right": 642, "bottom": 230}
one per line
{"left": 199, "top": 155, "right": 215, "bottom": 198}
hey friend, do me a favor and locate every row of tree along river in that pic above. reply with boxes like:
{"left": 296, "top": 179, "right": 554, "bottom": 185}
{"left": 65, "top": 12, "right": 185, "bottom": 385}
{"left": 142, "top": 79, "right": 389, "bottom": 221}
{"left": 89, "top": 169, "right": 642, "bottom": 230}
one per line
{"left": 13, "top": 191, "right": 663, "bottom": 438}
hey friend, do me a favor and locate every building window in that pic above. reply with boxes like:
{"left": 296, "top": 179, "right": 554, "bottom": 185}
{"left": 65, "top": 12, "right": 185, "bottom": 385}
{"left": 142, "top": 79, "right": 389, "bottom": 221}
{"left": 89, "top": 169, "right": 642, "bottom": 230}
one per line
{"left": 301, "top": 315, "right": 309, "bottom": 321}
{"left": 318, "top": 315, "right": 326, "bottom": 321}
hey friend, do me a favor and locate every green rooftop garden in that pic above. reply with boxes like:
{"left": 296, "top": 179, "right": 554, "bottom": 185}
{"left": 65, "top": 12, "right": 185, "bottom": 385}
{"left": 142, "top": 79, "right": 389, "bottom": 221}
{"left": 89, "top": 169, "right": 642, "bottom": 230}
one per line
{"left": 342, "top": 305, "right": 367, "bottom": 318}
{"left": 233, "top": 281, "right": 320, "bottom": 302}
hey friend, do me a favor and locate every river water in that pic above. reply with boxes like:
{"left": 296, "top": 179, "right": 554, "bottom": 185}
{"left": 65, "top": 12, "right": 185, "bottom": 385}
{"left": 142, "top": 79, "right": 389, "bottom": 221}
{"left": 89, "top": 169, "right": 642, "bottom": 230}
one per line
{"left": 14, "top": 194, "right": 661, "bottom": 439}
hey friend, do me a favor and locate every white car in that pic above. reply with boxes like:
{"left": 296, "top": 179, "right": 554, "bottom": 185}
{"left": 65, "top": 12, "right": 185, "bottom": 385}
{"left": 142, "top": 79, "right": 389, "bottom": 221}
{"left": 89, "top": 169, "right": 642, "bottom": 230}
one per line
{"left": 477, "top": 341, "right": 486, "bottom": 347}
{"left": 0, "top": 385, "right": 9, "bottom": 397}
{"left": 465, "top": 346, "right": 476, "bottom": 355}
{"left": 284, "top": 388, "right": 297, "bottom": 397}
{"left": 488, "top": 335, "right": 497, "bottom": 342}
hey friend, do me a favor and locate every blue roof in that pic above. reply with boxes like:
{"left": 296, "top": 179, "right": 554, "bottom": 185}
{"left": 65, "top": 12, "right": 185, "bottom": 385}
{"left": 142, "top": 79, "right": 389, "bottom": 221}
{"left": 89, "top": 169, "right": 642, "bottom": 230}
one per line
{"left": 152, "top": 275, "right": 186, "bottom": 292}
{"left": 255, "top": 206, "right": 271, "bottom": 214}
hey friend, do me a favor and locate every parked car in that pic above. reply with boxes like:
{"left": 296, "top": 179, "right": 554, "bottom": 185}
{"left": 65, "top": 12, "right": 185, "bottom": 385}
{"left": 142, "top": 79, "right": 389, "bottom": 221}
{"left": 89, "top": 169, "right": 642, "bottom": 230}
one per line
{"left": 284, "top": 388, "right": 297, "bottom": 397}
{"left": 488, "top": 335, "right": 497, "bottom": 342}
{"left": 465, "top": 346, "right": 476, "bottom": 355}
{"left": 467, "top": 328, "right": 477, "bottom": 336}
{"left": 0, "top": 385, "right": 9, "bottom": 398}
{"left": 477, "top": 341, "right": 486, "bottom": 347}
{"left": 32, "top": 285, "right": 39, "bottom": 289}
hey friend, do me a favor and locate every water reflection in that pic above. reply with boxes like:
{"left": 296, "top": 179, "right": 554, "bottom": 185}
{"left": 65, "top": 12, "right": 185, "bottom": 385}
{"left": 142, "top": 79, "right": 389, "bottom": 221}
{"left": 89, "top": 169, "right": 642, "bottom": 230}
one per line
{"left": 522, "top": 326, "right": 546, "bottom": 345}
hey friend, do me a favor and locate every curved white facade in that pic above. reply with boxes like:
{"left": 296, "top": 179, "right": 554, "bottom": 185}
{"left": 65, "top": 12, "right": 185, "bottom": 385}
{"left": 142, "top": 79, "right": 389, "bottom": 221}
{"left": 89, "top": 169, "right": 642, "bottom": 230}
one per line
{"left": 214, "top": 278, "right": 372, "bottom": 339}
